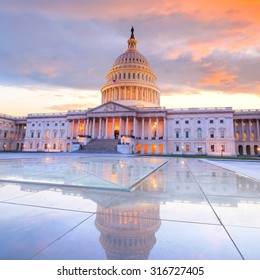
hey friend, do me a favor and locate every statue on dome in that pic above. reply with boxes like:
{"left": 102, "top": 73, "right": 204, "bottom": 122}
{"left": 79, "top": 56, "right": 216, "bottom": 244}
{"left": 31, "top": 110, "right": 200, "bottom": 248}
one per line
{"left": 131, "top": 26, "right": 135, "bottom": 38}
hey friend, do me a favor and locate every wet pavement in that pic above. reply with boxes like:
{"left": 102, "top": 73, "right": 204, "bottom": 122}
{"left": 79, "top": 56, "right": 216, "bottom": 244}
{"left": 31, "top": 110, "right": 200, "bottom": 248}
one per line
{"left": 0, "top": 153, "right": 259, "bottom": 260}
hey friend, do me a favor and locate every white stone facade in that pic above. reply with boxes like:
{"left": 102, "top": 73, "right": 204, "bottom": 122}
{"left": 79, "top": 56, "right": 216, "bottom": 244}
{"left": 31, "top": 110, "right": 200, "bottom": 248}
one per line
{"left": 0, "top": 29, "right": 259, "bottom": 156}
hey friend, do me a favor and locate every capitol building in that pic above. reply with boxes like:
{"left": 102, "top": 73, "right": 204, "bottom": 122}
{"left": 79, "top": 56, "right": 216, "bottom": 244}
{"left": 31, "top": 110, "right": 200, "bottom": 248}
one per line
{"left": 0, "top": 28, "right": 259, "bottom": 156}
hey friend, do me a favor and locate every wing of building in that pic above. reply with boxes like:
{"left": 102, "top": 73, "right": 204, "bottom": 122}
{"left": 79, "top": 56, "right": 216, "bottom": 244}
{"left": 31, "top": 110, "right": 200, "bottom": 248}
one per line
{"left": 0, "top": 29, "right": 259, "bottom": 156}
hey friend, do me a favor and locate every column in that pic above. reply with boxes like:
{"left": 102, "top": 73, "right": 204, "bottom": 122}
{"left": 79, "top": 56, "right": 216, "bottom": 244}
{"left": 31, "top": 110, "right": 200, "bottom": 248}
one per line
{"left": 86, "top": 118, "right": 89, "bottom": 136}
{"left": 98, "top": 118, "right": 102, "bottom": 139}
{"left": 105, "top": 117, "right": 108, "bottom": 139}
{"left": 130, "top": 86, "right": 132, "bottom": 100}
{"left": 77, "top": 120, "right": 80, "bottom": 136}
{"left": 126, "top": 117, "right": 129, "bottom": 136}
{"left": 124, "top": 86, "right": 127, "bottom": 99}
{"left": 241, "top": 120, "right": 244, "bottom": 140}
{"left": 249, "top": 120, "right": 252, "bottom": 141}
{"left": 92, "top": 118, "right": 95, "bottom": 138}
{"left": 141, "top": 87, "right": 144, "bottom": 101}
{"left": 112, "top": 117, "right": 115, "bottom": 139}
{"left": 83, "top": 120, "right": 86, "bottom": 136}
{"left": 148, "top": 118, "right": 151, "bottom": 139}
{"left": 156, "top": 117, "right": 159, "bottom": 140}
{"left": 119, "top": 87, "right": 122, "bottom": 100}
{"left": 142, "top": 118, "right": 145, "bottom": 139}
{"left": 256, "top": 119, "right": 260, "bottom": 140}
{"left": 163, "top": 118, "right": 167, "bottom": 139}
{"left": 119, "top": 117, "right": 122, "bottom": 138}
{"left": 133, "top": 117, "right": 136, "bottom": 138}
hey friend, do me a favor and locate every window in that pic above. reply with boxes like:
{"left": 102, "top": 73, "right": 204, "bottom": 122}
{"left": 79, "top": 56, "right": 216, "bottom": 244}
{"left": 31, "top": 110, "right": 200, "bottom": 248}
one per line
{"left": 128, "top": 73, "right": 131, "bottom": 79}
{"left": 4, "top": 132, "right": 7, "bottom": 138}
{"left": 197, "top": 120, "right": 201, "bottom": 124}
{"left": 197, "top": 128, "right": 202, "bottom": 139}
{"left": 38, "top": 123, "right": 41, "bottom": 127}
{"left": 61, "top": 131, "right": 65, "bottom": 138}
{"left": 176, "top": 131, "right": 180, "bottom": 138}
{"left": 55, "top": 123, "right": 58, "bottom": 127}
{"left": 31, "top": 132, "right": 34, "bottom": 138}
{"left": 37, "top": 131, "right": 41, "bottom": 138}
{"left": 211, "top": 145, "right": 215, "bottom": 152}
{"left": 53, "top": 144, "right": 56, "bottom": 150}
{"left": 62, "top": 123, "right": 65, "bottom": 126}
{"left": 176, "top": 120, "right": 179, "bottom": 124}
{"left": 53, "top": 131, "right": 57, "bottom": 138}
{"left": 123, "top": 73, "right": 126, "bottom": 79}
{"left": 46, "top": 123, "right": 49, "bottom": 127}
{"left": 220, "top": 130, "right": 225, "bottom": 138}
{"left": 210, "top": 120, "right": 214, "bottom": 124}
{"left": 30, "top": 143, "right": 33, "bottom": 149}
{"left": 220, "top": 120, "right": 224, "bottom": 124}
{"left": 185, "top": 131, "right": 189, "bottom": 138}
{"left": 32, "top": 123, "right": 35, "bottom": 127}
{"left": 185, "top": 144, "right": 190, "bottom": 152}
{"left": 176, "top": 145, "right": 180, "bottom": 152}
{"left": 185, "top": 120, "right": 189, "bottom": 124}
{"left": 210, "top": 131, "right": 215, "bottom": 138}
{"left": 221, "top": 145, "right": 225, "bottom": 152}
{"left": 36, "top": 143, "right": 39, "bottom": 149}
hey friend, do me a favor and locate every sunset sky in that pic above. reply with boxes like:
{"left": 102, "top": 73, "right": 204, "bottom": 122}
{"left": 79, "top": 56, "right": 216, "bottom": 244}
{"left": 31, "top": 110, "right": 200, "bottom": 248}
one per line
{"left": 0, "top": 0, "right": 259, "bottom": 116}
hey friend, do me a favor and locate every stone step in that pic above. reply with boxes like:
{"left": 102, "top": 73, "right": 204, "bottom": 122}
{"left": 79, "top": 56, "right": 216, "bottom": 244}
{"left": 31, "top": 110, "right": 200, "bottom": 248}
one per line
{"left": 77, "top": 139, "right": 119, "bottom": 153}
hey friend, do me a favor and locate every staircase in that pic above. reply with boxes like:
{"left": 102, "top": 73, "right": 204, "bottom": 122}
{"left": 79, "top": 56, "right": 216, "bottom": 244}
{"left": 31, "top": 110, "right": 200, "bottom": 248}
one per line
{"left": 77, "top": 139, "right": 119, "bottom": 153}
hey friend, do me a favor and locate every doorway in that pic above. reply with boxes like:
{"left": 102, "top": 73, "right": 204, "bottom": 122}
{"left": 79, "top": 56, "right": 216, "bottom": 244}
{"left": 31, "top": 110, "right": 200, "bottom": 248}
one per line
{"left": 114, "top": 130, "right": 119, "bottom": 139}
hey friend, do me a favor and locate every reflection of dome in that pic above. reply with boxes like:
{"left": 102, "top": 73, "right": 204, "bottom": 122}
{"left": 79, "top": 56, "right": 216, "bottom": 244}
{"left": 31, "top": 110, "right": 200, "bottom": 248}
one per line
{"left": 101, "top": 27, "right": 160, "bottom": 108}
{"left": 95, "top": 204, "right": 161, "bottom": 260}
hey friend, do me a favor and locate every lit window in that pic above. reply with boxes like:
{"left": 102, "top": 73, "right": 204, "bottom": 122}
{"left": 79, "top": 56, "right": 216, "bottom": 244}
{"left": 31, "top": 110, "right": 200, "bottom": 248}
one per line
{"left": 221, "top": 145, "right": 225, "bottom": 152}
{"left": 211, "top": 145, "right": 215, "bottom": 152}
{"left": 185, "top": 145, "right": 189, "bottom": 152}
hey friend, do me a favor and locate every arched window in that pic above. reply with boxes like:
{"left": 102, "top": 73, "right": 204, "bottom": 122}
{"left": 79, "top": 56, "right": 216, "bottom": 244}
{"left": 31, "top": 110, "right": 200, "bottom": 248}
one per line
{"left": 197, "top": 128, "right": 202, "bottom": 139}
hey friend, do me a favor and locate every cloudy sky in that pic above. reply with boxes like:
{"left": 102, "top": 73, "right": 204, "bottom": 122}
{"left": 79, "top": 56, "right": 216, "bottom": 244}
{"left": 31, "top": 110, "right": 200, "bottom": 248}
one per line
{"left": 0, "top": 0, "right": 259, "bottom": 116}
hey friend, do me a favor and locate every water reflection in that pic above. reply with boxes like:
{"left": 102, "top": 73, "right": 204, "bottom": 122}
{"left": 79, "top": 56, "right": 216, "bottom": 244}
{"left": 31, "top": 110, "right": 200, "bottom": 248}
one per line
{"left": 95, "top": 203, "right": 161, "bottom": 259}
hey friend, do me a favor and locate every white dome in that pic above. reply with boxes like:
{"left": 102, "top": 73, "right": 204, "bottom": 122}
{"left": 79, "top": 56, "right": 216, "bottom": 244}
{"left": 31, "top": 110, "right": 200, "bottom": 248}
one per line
{"left": 101, "top": 27, "right": 160, "bottom": 108}
{"left": 112, "top": 50, "right": 151, "bottom": 71}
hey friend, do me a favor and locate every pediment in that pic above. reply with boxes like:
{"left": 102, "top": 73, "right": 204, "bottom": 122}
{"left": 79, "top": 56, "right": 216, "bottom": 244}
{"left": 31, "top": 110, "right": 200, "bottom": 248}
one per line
{"left": 88, "top": 102, "right": 135, "bottom": 113}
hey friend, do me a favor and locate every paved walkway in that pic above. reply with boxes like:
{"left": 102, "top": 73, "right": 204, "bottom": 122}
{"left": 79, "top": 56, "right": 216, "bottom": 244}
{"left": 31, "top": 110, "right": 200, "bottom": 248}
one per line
{"left": 0, "top": 153, "right": 260, "bottom": 260}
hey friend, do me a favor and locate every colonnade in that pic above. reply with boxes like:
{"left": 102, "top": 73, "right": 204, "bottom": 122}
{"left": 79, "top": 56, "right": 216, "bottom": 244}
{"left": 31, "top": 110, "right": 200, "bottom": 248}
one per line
{"left": 234, "top": 119, "right": 260, "bottom": 141}
{"left": 68, "top": 116, "right": 167, "bottom": 140}
{"left": 102, "top": 86, "right": 159, "bottom": 105}
{"left": 234, "top": 119, "right": 260, "bottom": 156}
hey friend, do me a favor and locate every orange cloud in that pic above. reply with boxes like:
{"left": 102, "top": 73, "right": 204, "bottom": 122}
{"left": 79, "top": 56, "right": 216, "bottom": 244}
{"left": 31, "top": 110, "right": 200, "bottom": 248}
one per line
{"left": 199, "top": 69, "right": 237, "bottom": 87}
